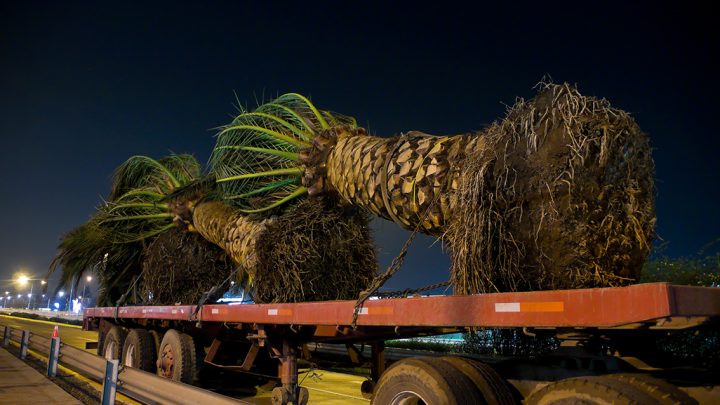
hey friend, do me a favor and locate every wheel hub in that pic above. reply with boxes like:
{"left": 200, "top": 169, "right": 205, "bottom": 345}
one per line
{"left": 157, "top": 344, "right": 174, "bottom": 378}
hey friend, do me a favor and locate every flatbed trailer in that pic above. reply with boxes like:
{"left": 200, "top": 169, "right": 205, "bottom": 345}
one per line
{"left": 85, "top": 282, "right": 720, "bottom": 404}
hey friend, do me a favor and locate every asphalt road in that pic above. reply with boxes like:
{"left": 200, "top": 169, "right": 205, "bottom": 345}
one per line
{"left": 0, "top": 315, "right": 96, "bottom": 351}
{"left": 0, "top": 315, "right": 369, "bottom": 404}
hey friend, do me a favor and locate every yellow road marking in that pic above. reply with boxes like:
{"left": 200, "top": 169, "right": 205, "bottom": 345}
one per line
{"left": 303, "top": 386, "right": 370, "bottom": 402}
{"left": 0, "top": 314, "right": 83, "bottom": 329}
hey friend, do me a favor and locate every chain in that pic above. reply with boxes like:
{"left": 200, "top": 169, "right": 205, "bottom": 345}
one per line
{"left": 352, "top": 166, "right": 446, "bottom": 327}
{"left": 373, "top": 280, "right": 451, "bottom": 299}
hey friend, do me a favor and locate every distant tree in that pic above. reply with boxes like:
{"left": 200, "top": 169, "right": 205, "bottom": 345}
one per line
{"left": 638, "top": 240, "right": 720, "bottom": 370}
{"left": 640, "top": 240, "right": 720, "bottom": 286}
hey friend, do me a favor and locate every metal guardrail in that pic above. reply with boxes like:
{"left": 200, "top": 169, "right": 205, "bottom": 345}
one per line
{"left": 1, "top": 325, "right": 248, "bottom": 405}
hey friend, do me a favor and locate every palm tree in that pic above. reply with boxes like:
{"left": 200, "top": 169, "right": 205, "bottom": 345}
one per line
{"left": 211, "top": 83, "right": 655, "bottom": 294}
{"left": 51, "top": 152, "right": 376, "bottom": 305}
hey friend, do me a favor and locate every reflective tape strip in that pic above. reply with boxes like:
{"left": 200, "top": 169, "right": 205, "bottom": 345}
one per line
{"left": 267, "top": 309, "right": 292, "bottom": 316}
{"left": 495, "top": 302, "right": 564, "bottom": 313}
{"left": 357, "top": 307, "right": 393, "bottom": 316}
{"left": 495, "top": 303, "right": 521, "bottom": 312}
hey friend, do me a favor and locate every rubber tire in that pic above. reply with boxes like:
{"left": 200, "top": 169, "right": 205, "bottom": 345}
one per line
{"left": 122, "top": 329, "right": 156, "bottom": 372}
{"left": 297, "top": 386, "right": 309, "bottom": 405}
{"left": 607, "top": 374, "right": 698, "bottom": 405}
{"left": 157, "top": 329, "right": 196, "bottom": 384}
{"left": 526, "top": 376, "right": 659, "bottom": 405}
{"left": 149, "top": 329, "right": 163, "bottom": 355}
{"left": 371, "top": 356, "right": 483, "bottom": 405}
{"left": 101, "top": 326, "right": 127, "bottom": 361}
{"left": 440, "top": 356, "right": 517, "bottom": 405}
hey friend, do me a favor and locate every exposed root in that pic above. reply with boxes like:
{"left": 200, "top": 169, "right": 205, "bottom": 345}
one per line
{"left": 140, "top": 227, "right": 235, "bottom": 305}
{"left": 252, "top": 197, "right": 377, "bottom": 303}
{"left": 447, "top": 82, "right": 655, "bottom": 294}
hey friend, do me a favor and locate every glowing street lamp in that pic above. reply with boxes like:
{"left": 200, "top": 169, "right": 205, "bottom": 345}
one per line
{"left": 17, "top": 274, "right": 29, "bottom": 286}
{"left": 15, "top": 272, "right": 46, "bottom": 310}
{"left": 81, "top": 276, "right": 93, "bottom": 308}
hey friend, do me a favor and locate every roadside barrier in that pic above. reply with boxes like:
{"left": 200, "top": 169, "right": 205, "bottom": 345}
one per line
{"left": 1, "top": 325, "right": 247, "bottom": 404}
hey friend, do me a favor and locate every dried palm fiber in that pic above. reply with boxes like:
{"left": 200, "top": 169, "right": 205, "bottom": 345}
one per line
{"left": 302, "top": 126, "right": 481, "bottom": 235}
{"left": 192, "top": 197, "right": 376, "bottom": 303}
{"left": 140, "top": 227, "right": 235, "bottom": 305}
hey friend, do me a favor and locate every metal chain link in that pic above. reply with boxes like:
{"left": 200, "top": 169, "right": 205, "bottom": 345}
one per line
{"left": 373, "top": 280, "right": 451, "bottom": 299}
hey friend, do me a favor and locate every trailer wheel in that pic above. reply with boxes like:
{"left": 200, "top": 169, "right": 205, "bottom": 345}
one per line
{"left": 526, "top": 376, "right": 657, "bottom": 404}
{"left": 122, "top": 329, "right": 156, "bottom": 372}
{"left": 440, "top": 356, "right": 517, "bottom": 405}
{"left": 149, "top": 329, "right": 163, "bottom": 354}
{"left": 297, "top": 386, "right": 309, "bottom": 405}
{"left": 102, "top": 326, "right": 126, "bottom": 361}
{"left": 157, "top": 329, "right": 196, "bottom": 384}
{"left": 372, "top": 357, "right": 483, "bottom": 404}
{"left": 607, "top": 374, "right": 698, "bottom": 404}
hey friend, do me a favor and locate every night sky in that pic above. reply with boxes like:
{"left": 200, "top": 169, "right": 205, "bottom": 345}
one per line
{"left": 1, "top": 1, "right": 718, "bottom": 295}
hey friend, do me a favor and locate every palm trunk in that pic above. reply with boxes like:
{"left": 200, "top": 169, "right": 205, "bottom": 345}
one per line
{"left": 191, "top": 200, "right": 269, "bottom": 277}
{"left": 190, "top": 198, "right": 377, "bottom": 303}
{"left": 305, "top": 127, "right": 488, "bottom": 235}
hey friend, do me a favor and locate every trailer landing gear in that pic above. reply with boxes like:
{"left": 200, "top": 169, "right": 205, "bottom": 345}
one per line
{"left": 270, "top": 340, "right": 308, "bottom": 405}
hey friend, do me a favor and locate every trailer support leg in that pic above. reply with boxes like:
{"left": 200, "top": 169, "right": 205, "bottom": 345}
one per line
{"left": 270, "top": 340, "right": 308, "bottom": 405}
{"left": 370, "top": 341, "right": 385, "bottom": 382}
{"left": 360, "top": 341, "right": 385, "bottom": 398}
{"left": 280, "top": 341, "right": 298, "bottom": 403}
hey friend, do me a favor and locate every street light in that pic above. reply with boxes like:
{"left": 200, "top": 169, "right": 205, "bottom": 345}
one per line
{"left": 81, "top": 275, "right": 93, "bottom": 308}
{"left": 14, "top": 273, "right": 48, "bottom": 310}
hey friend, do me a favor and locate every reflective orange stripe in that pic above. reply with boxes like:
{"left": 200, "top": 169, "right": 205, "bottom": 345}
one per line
{"left": 520, "top": 302, "right": 564, "bottom": 312}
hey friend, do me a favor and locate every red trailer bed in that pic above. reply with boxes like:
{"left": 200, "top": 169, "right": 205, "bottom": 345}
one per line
{"left": 83, "top": 282, "right": 720, "bottom": 404}
{"left": 85, "top": 282, "right": 720, "bottom": 330}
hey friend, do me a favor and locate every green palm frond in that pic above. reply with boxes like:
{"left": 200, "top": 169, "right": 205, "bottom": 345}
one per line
{"left": 211, "top": 93, "right": 356, "bottom": 212}
{"left": 47, "top": 220, "right": 144, "bottom": 305}
{"left": 100, "top": 154, "right": 201, "bottom": 243}
{"left": 109, "top": 154, "right": 201, "bottom": 200}
{"left": 50, "top": 154, "right": 202, "bottom": 304}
